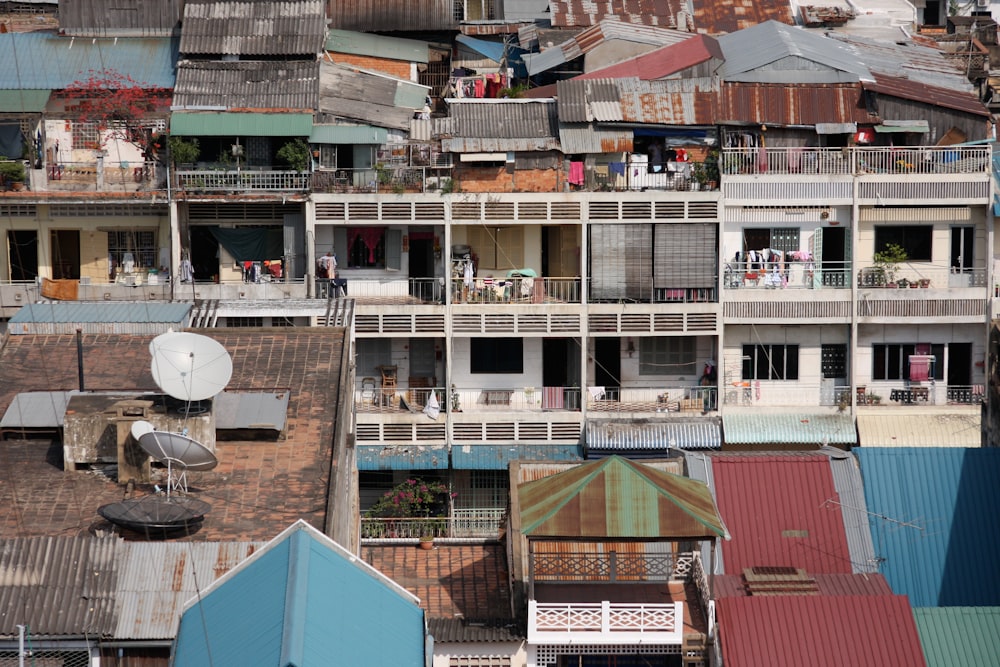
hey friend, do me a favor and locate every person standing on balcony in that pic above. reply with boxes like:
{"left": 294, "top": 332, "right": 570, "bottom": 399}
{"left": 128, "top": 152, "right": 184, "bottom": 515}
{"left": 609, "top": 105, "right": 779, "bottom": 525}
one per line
{"left": 700, "top": 360, "right": 718, "bottom": 413}
{"left": 317, "top": 251, "right": 336, "bottom": 279}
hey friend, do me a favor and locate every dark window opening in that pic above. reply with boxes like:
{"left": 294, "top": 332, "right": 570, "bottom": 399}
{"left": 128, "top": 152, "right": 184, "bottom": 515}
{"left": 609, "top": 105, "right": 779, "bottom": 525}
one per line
{"left": 874, "top": 225, "right": 932, "bottom": 261}
{"left": 471, "top": 338, "right": 523, "bottom": 374}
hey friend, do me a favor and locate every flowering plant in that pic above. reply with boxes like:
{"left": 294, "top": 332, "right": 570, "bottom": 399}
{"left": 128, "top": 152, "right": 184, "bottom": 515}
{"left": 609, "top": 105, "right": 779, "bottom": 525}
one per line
{"left": 368, "top": 478, "right": 455, "bottom": 518}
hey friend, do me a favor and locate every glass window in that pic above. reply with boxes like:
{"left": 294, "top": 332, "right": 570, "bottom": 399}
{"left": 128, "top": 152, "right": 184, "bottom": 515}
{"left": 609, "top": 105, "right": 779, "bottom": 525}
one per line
{"left": 639, "top": 337, "right": 697, "bottom": 375}
{"left": 872, "top": 344, "right": 944, "bottom": 381}
{"left": 108, "top": 229, "right": 156, "bottom": 275}
{"left": 357, "top": 338, "right": 392, "bottom": 379}
{"left": 874, "top": 225, "right": 932, "bottom": 261}
{"left": 742, "top": 344, "right": 799, "bottom": 380}
{"left": 71, "top": 122, "right": 100, "bottom": 150}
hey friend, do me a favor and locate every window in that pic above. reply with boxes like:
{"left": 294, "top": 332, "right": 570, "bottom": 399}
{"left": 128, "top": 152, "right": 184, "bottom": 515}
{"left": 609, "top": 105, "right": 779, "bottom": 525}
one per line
{"left": 874, "top": 225, "right": 932, "bottom": 261}
{"left": 449, "top": 658, "right": 511, "bottom": 667}
{"left": 107, "top": 229, "right": 156, "bottom": 274}
{"left": 226, "top": 316, "right": 264, "bottom": 327}
{"left": 71, "top": 121, "right": 100, "bottom": 149}
{"left": 337, "top": 227, "right": 402, "bottom": 270}
{"left": 457, "top": 470, "right": 509, "bottom": 509}
{"left": 872, "top": 344, "right": 944, "bottom": 381}
{"left": 319, "top": 145, "right": 337, "bottom": 170}
{"left": 639, "top": 337, "right": 697, "bottom": 375}
{"left": 821, "top": 344, "right": 847, "bottom": 379}
{"left": 466, "top": 225, "right": 524, "bottom": 270}
{"left": 742, "top": 227, "right": 800, "bottom": 256}
{"left": 471, "top": 338, "right": 523, "bottom": 374}
{"left": 357, "top": 338, "right": 392, "bottom": 379}
{"left": 742, "top": 344, "right": 799, "bottom": 380}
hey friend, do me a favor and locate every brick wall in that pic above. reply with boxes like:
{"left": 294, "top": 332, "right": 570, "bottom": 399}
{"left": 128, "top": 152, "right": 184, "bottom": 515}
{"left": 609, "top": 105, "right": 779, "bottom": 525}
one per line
{"left": 329, "top": 53, "right": 412, "bottom": 81}
{"left": 454, "top": 165, "right": 561, "bottom": 193}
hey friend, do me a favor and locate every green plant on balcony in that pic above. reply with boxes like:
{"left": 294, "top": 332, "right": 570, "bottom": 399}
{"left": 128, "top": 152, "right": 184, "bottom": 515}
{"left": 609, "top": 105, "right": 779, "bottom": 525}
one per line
{"left": 872, "top": 243, "right": 908, "bottom": 286}
{"left": 277, "top": 138, "right": 310, "bottom": 172}
{"left": 367, "top": 478, "right": 455, "bottom": 522}
{"left": 0, "top": 159, "right": 26, "bottom": 185}
{"left": 167, "top": 136, "right": 200, "bottom": 166}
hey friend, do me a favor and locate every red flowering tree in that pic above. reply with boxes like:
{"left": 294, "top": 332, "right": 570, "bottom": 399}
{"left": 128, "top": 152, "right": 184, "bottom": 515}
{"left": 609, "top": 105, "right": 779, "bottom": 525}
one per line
{"left": 367, "top": 478, "right": 454, "bottom": 518}
{"left": 60, "top": 68, "right": 171, "bottom": 159}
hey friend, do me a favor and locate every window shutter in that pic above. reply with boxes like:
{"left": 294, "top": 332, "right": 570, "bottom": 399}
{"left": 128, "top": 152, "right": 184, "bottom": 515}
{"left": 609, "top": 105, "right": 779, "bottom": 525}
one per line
{"left": 654, "top": 223, "right": 716, "bottom": 289}
{"left": 495, "top": 226, "right": 524, "bottom": 269}
{"left": 590, "top": 224, "right": 627, "bottom": 300}
{"left": 386, "top": 228, "right": 402, "bottom": 271}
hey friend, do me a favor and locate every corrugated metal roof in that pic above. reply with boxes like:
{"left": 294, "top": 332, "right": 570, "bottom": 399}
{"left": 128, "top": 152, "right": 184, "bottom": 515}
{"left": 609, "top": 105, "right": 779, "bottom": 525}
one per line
{"left": 578, "top": 34, "right": 723, "bottom": 80}
{"left": 172, "top": 60, "right": 318, "bottom": 111}
{"left": 914, "top": 607, "right": 1000, "bottom": 667}
{"left": 693, "top": 0, "right": 794, "bottom": 35}
{"left": 0, "top": 33, "right": 179, "bottom": 90}
{"left": 556, "top": 78, "right": 621, "bottom": 123}
{"left": 865, "top": 73, "right": 990, "bottom": 119}
{"left": 452, "top": 444, "right": 581, "bottom": 469}
{"left": 0, "top": 390, "right": 76, "bottom": 430}
{"left": 0, "top": 89, "right": 49, "bottom": 112}
{"left": 721, "top": 82, "right": 874, "bottom": 126}
{"left": 318, "top": 61, "right": 427, "bottom": 131}
{"left": 518, "top": 455, "right": 728, "bottom": 539}
{"left": 310, "top": 123, "right": 388, "bottom": 144}
{"left": 557, "top": 77, "right": 720, "bottom": 125}
{"left": 717, "top": 21, "right": 872, "bottom": 84}
{"left": 356, "top": 445, "right": 449, "bottom": 470}
{"left": 328, "top": 0, "right": 456, "bottom": 32}
{"left": 59, "top": 0, "right": 183, "bottom": 37}
{"left": 717, "top": 595, "right": 927, "bottom": 667}
{"left": 525, "top": 21, "right": 690, "bottom": 76}
{"left": 585, "top": 418, "right": 720, "bottom": 452}
{"left": 558, "top": 123, "right": 633, "bottom": 154}
{"left": 550, "top": 0, "right": 683, "bottom": 27}
{"left": 722, "top": 412, "right": 857, "bottom": 446}
{"left": 115, "top": 541, "right": 264, "bottom": 639}
{"left": 213, "top": 392, "right": 289, "bottom": 432}
{"left": 855, "top": 448, "right": 1000, "bottom": 607}
{"left": 180, "top": 0, "right": 326, "bottom": 56}
{"left": 442, "top": 99, "right": 560, "bottom": 152}
{"left": 0, "top": 536, "right": 119, "bottom": 637}
{"left": 856, "top": 412, "right": 981, "bottom": 447}
{"left": 10, "top": 302, "right": 189, "bottom": 325}
{"left": 326, "top": 29, "right": 429, "bottom": 64}
{"left": 426, "top": 617, "right": 523, "bottom": 643}
{"left": 170, "top": 111, "right": 314, "bottom": 136}
{"left": 826, "top": 451, "right": 880, "bottom": 574}
{"left": 714, "top": 572, "right": 894, "bottom": 598}
{"left": 712, "top": 455, "right": 853, "bottom": 573}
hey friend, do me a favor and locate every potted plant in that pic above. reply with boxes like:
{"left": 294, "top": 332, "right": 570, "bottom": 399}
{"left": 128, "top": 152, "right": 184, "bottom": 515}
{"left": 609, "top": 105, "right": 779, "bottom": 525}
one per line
{"left": 873, "top": 243, "right": 908, "bottom": 286}
{"left": 276, "top": 138, "right": 311, "bottom": 172}
{"left": 167, "top": 136, "right": 200, "bottom": 166}
{"left": 0, "top": 159, "right": 26, "bottom": 190}
{"left": 919, "top": 278, "right": 931, "bottom": 288}
{"left": 702, "top": 149, "right": 720, "bottom": 189}
{"left": 419, "top": 534, "right": 435, "bottom": 550}
{"left": 450, "top": 384, "right": 461, "bottom": 412}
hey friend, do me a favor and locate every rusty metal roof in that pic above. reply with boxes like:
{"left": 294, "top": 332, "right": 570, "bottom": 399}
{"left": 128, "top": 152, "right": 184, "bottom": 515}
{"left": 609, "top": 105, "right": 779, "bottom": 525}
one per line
{"left": 550, "top": 0, "right": 685, "bottom": 28}
{"left": 0, "top": 536, "right": 119, "bottom": 639}
{"left": 865, "top": 72, "right": 990, "bottom": 119}
{"left": 180, "top": 0, "right": 326, "bottom": 56}
{"left": 173, "top": 60, "right": 319, "bottom": 111}
{"left": 714, "top": 572, "right": 894, "bottom": 598}
{"left": 319, "top": 61, "right": 430, "bottom": 131}
{"left": 558, "top": 123, "right": 633, "bottom": 153}
{"left": 721, "top": 82, "right": 873, "bottom": 127}
{"left": 692, "top": 0, "right": 794, "bottom": 35}
{"left": 517, "top": 455, "right": 729, "bottom": 540}
{"left": 558, "top": 76, "right": 720, "bottom": 125}
{"left": 577, "top": 33, "right": 724, "bottom": 80}
{"left": 442, "top": 99, "right": 560, "bottom": 152}
{"left": 329, "top": 0, "right": 456, "bottom": 32}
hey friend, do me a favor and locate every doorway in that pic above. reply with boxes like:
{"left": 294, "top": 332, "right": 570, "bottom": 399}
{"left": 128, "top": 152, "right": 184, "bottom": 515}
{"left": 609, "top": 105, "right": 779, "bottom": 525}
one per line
{"left": 408, "top": 234, "right": 436, "bottom": 301}
{"left": 50, "top": 230, "right": 79, "bottom": 279}
{"left": 593, "top": 337, "right": 621, "bottom": 401}
{"left": 821, "top": 226, "right": 847, "bottom": 287}
{"left": 189, "top": 226, "right": 219, "bottom": 282}
{"left": 543, "top": 338, "right": 579, "bottom": 408}
{"left": 947, "top": 342, "right": 972, "bottom": 387}
{"left": 8, "top": 230, "right": 38, "bottom": 281}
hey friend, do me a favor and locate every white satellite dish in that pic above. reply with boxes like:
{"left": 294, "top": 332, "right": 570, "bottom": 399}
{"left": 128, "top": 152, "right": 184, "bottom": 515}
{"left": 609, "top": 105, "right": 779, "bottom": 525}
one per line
{"left": 138, "top": 429, "right": 219, "bottom": 496}
{"left": 130, "top": 420, "right": 154, "bottom": 441}
{"left": 149, "top": 332, "right": 233, "bottom": 402}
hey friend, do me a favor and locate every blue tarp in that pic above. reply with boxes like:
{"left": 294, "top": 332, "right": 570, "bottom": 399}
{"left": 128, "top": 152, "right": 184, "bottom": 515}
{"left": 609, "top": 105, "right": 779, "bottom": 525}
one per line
{"left": 455, "top": 34, "right": 527, "bottom": 79}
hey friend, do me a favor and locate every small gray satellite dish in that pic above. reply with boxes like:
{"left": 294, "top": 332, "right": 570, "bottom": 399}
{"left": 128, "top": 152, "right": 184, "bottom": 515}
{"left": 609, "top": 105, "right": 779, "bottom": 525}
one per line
{"left": 138, "top": 430, "right": 218, "bottom": 471}
{"left": 149, "top": 332, "right": 233, "bottom": 402}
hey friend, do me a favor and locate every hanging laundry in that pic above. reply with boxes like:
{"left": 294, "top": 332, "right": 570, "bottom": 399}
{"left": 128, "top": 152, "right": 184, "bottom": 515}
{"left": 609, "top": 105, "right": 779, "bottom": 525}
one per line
{"left": 569, "top": 161, "right": 585, "bottom": 185}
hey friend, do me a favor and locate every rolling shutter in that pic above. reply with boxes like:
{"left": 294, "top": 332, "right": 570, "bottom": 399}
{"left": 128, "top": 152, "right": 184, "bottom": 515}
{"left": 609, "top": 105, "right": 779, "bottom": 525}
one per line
{"left": 591, "top": 224, "right": 652, "bottom": 300}
{"left": 653, "top": 223, "right": 717, "bottom": 289}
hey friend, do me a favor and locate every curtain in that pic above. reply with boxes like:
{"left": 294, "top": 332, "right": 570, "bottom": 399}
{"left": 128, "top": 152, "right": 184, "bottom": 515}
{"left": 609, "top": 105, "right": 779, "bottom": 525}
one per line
{"left": 352, "top": 227, "right": 383, "bottom": 263}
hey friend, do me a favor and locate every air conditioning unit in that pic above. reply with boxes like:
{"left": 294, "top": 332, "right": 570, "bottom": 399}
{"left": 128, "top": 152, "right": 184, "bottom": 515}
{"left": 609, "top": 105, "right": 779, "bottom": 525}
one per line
{"left": 977, "top": 0, "right": 989, "bottom": 9}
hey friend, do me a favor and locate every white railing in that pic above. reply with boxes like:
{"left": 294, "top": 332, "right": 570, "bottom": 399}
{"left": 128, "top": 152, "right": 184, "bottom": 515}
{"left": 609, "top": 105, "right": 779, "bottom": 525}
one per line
{"left": 586, "top": 385, "right": 713, "bottom": 413}
{"left": 721, "top": 145, "right": 990, "bottom": 176}
{"left": 452, "top": 276, "right": 581, "bottom": 304}
{"left": 528, "top": 600, "right": 683, "bottom": 645}
{"left": 312, "top": 166, "right": 453, "bottom": 193}
{"left": 857, "top": 265, "right": 987, "bottom": 289}
{"left": 359, "top": 514, "right": 503, "bottom": 540}
{"left": 721, "top": 381, "right": 850, "bottom": 408}
{"left": 725, "top": 261, "right": 851, "bottom": 290}
{"left": 175, "top": 169, "right": 310, "bottom": 191}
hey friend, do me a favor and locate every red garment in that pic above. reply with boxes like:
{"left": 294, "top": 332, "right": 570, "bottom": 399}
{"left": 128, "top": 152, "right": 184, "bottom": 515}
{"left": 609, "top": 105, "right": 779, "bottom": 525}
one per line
{"left": 473, "top": 78, "right": 485, "bottom": 98}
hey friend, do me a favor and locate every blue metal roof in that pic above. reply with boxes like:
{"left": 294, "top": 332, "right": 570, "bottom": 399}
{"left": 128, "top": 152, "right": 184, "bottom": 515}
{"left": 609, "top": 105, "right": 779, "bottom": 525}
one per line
{"left": 856, "top": 448, "right": 1000, "bottom": 607}
{"left": 357, "top": 445, "right": 449, "bottom": 470}
{"left": 173, "top": 521, "right": 425, "bottom": 666}
{"left": 586, "top": 418, "right": 721, "bottom": 453}
{"left": 10, "top": 302, "right": 189, "bottom": 324}
{"left": 452, "top": 444, "right": 582, "bottom": 469}
{"left": 0, "top": 33, "right": 178, "bottom": 90}
{"left": 723, "top": 412, "right": 857, "bottom": 446}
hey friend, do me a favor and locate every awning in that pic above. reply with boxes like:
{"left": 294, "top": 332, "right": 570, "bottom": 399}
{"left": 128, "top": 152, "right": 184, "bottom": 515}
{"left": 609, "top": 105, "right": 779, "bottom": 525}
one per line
{"left": 723, "top": 413, "right": 857, "bottom": 447}
{"left": 309, "top": 124, "right": 387, "bottom": 145}
{"left": 586, "top": 419, "right": 721, "bottom": 455}
{"left": 857, "top": 412, "right": 980, "bottom": 447}
{"left": 170, "top": 112, "right": 313, "bottom": 137}
{"left": 207, "top": 226, "right": 284, "bottom": 263}
{"left": 356, "top": 445, "right": 449, "bottom": 470}
{"left": 452, "top": 444, "right": 582, "bottom": 469}
{"left": 816, "top": 122, "right": 857, "bottom": 134}
{"left": 0, "top": 90, "right": 50, "bottom": 113}
{"left": 874, "top": 120, "right": 929, "bottom": 134}
{"left": 454, "top": 34, "right": 528, "bottom": 78}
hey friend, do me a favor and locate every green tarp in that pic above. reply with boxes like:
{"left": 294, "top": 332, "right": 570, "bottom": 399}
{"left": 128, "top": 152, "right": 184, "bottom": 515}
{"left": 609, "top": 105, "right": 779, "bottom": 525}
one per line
{"left": 208, "top": 226, "right": 284, "bottom": 262}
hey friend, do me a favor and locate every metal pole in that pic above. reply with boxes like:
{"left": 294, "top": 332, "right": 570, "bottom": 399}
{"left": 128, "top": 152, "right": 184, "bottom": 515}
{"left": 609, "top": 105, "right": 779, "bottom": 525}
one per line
{"left": 17, "top": 624, "right": 24, "bottom": 667}
{"left": 76, "top": 328, "right": 85, "bottom": 392}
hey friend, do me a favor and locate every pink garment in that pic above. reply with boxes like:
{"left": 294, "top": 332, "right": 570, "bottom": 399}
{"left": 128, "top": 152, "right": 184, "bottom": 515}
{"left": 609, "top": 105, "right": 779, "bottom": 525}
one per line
{"left": 473, "top": 79, "right": 485, "bottom": 98}
{"left": 569, "top": 161, "right": 585, "bottom": 185}
{"left": 910, "top": 358, "right": 930, "bottom": 382}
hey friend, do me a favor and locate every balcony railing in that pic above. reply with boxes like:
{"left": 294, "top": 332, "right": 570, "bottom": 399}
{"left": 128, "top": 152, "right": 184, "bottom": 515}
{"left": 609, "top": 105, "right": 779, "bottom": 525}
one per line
{"left": 587, "top": 279, "right": 717, "bottom": 304}
{"left": 454, "top": 276, "right": 581, "bottom": 304}
{"left": 725, "top": 261, "right": 850, "bottom": 290}
{"left": 359, "top": 513, "right": 503, "bottom": 540}
{"left": 31, "top": 160, "right": 164, "bottom": 193}
{"left": 312, "top": 166, "right": 453, "bottom": 194}
{"left": 721, "top": 381, "right": 850, "bottom": 408}
{"left": 586, "top": 385, "right": 715, "bottom": 413}
{"left": 528, "top": 600, "right": 684, "bottom": 645}
{"left": 721, "top": 145, "right": 990, "bottom": 176}
{"left": 355, "top": 385, "right": 583, "bottom": 413}
{"left": 856, "top": 383, "right": 984, "bottom": 407}
{"left": 175, "top": 169, "right": 310, "bottom": 192}
{"left": 531, "top": 551, "right": 692, "bottom": 583}
{"left": 857, "top": 265, "right": 987, "bottom": 289}
{"left": 581, "top": 160, "right": 717, "bottom": 193}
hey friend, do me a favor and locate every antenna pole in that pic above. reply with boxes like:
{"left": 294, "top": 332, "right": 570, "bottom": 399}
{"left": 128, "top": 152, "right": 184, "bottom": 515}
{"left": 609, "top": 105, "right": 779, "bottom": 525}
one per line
{"left": 75, "top": 328, "right": 85, "bottom": 392}
{"left": 17, "top": 624, "right": 24, "bottom": 667}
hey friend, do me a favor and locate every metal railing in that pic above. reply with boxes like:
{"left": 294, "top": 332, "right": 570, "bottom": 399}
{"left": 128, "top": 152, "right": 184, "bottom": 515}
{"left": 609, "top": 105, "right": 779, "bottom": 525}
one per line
{"left": 356, "top": 385, "right": 583, "bottom": 413}
{"left": 311, "top": 166, "right": 453, "bottom": 193}
{"left": 857, "top": 265, "right": 987, "bottom": 289}
{"left": 359, "top": 514, "right": 503, "bottom": 540}
{"left": 531, "top": 551, "right": 690, "bottom": 583}
{"left": 721, "top": 381, "right": 851, "bottom": 407}
{"left": 721, "top": 145, "right": 990, "bottom": 176}
{"left": 585, "top": 385, "right": 715, "bottom": 413}
{"left": 725, "top": 261, "right": 851, "bottom": 290}
{"left": 175, "top": 169, "right": 311, "bottom": 192}
{"left": 34, "top": 160, "right": 163, "bottom": 193}
{"left": 586, "top": 278, "right": 718, "bottom": 304}
{"left": 581, "top": 161, "right": 717, "bottom": 192}
{"left": 453, "top": 276, "right": 581, "bottom": 304}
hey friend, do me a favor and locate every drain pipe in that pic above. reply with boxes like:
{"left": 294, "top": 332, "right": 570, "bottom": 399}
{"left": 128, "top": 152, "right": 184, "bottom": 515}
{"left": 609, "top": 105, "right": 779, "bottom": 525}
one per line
{"left": 76, "top": 328, "right": 85, "bottom": 392}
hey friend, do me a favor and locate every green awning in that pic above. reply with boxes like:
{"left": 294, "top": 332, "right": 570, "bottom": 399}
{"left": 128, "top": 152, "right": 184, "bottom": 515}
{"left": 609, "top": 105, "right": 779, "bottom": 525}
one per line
{"left": 170, "top": 112, "right": 313, "bottom": 137}
{"left": 0, "top": 90, "right": 50, "bottom": 113}
{"left": 309, "top": 124, "right": 387, "bottom": 145}
{"left": 874, "top": 120, "right": 929, "bottom": 133}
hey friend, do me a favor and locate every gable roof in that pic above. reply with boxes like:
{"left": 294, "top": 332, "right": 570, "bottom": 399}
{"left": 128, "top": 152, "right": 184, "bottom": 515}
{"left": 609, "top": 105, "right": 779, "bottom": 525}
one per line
{"left": 556, "top": 77, "right": 720, "bottom": 125}
{"left": 173, "top": 521, "right": 424, "bottom": 667}
{"left": 180, "top": 0, "right": 326, "bottom": 56}
{"left": 717, "top": 595, "right": 927, "bottom": 667}
{"left": 914, "top": 607, "right": 1000, "bottom": 667}
{"left": 711, "top": 455, "right": 854, "bottom": 573}
{"left": 855, "top": 448, "right": 1000, "bottom": 606}
{"left": 517, "top": 455, "right": 728, "bottom": 539}
{"left": 577, "top": 34, "right": 723, "bottom": 81}
{"left": 173, "top": 60, "right": 319, "bottom": 111}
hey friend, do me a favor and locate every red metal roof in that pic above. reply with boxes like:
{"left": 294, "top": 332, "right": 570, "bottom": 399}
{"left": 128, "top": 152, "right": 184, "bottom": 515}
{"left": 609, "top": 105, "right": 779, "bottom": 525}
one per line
{"left": 721, "top": 82, "right": 874, "bottom": 125}
{"left": 714, "top": 572, "right": 894, "bottom": 598}
{"left": 692, "top": 0, "right": 794, "bottom": 35}
{"left": 577, "top": 34, "right": 723, "bottom": 80}
{"left": 717, "top": 595, "right": 927, "bottom": 667}
{"left": 712, "top": 455, "right": 853, "bottom": 574}
{"left": 866, "top": 72, "right": 991, "bottom": 118}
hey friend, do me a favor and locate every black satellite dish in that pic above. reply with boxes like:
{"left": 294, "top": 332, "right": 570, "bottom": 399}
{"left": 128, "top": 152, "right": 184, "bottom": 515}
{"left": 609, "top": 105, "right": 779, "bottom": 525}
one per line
{"left": 98, "top": 495, "right": 211, "bottom": 538}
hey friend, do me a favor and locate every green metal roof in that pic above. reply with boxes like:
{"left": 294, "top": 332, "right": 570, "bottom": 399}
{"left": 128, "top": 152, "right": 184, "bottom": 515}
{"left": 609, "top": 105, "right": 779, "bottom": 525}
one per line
{"left": 723, "top": 412, "right": 857, "bottom": 446}
{"left": 518, "top": 455, "right": 729, "bottom": 540}
{"left": 914, "top": 607, "right": 1000, "bottom": 667}
{"left": 0, "top": 90, "right": 50, "bottom": 113}
{"left": 309, "top": 124, "right": 388, "bottom": 145}
{"left": 326, "top": 29, "right": 429, "bottom": 64}
{"left": 170, "top": 112, "right": 313, "bottom": 137}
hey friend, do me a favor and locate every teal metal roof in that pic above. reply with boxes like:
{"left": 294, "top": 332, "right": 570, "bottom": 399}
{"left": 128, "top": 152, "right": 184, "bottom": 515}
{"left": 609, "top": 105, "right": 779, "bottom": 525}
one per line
{"left": 856, "top": 448, "right": 1000, "bottom": 606}
{"left": 914, "top": 607, "right": 1000, "bottom": 667}
{"left": 0, "top": 90, "right": 50, "bottom": 112}
{"left": 310, "top": 124, "right": 388, "bottom": 145}
{"left": 326, "top": 29, "right": 429, "bottom": 63}
{"left": 357, "top": 445, "right": 449, "bottom": 470}
{"left": 452, "top": 443, "right": 582, "bottom": 469}
{"left": 0, "top": 33, "right": 178, "bottom": 89}
{"left": 723, "top": 412, "right": 857, "bottom": 446}
{"left": 10, "top": 302, "right": 189, "bottom": 324}
{"left": 170, "top": 112, "right": 313, "bottom": 137}
{"left": 173, "top": 521, "right": 425, "bottom": 667}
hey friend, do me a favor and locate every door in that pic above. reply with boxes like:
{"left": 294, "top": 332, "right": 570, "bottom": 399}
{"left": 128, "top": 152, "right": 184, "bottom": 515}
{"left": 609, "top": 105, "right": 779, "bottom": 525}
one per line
{"left": 8, "top": 230, "right": 38, "bottom": 281}
{"left": 593, "top": 337, "right": 621, "bottom": 401}
{"left": 947, "top": 342, "right": 972, "bottom": 387}
{"left": 50, "top": 230, "right": 80, "bottom": 279}
{"left": 409, "top": 338, "right": 436, "bottom": 380}
{"left": 543, "top": 338, "right": 577, "bottom": 408}
{"left": 190, "top": 226, "right": 219, "bottom": 282}
{"left": 821, "top": 226, "right": 847, "bottom": 287}
{"left": 408, "top": 235, "right": 435, "bottom": 301}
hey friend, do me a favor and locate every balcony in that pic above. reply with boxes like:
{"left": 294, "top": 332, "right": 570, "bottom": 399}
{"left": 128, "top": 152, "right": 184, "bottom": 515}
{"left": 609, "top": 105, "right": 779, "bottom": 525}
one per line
{"left": 175, "top": 168, "right": 310, "bottom": 193}
{"left": 17, "top": 161, "right": 166, "bottom": 195}
{"left": 856, "top": 266, "right": 987, "bottom": 322}
{"left": 359, "top": 512, "right": 504, "bottom": 542}
{"left": 720, "top": 381, "right": 850, "bottom": 409}
{"left": 723, "top": 260, "right": 852, "bottom": 322}
{"left": 528, "top": 600, "right": 683, "bottom": 645}
{"left": 855, "top": 383, "right": 984, "bottom": 408}
{"left": 312, "top": 166, "right": 454, "bottom": 194}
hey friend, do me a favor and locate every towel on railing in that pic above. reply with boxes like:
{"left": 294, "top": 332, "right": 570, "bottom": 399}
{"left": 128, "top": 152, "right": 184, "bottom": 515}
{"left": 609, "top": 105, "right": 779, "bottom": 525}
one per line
{"left": 909, "top": 357, "right": 930, "bottom": 382}
{"left": 569, "top": 161, "right": 585, "bottom": 185}
{"left": 588, "top": 386, "right": 606, "bottom": 400}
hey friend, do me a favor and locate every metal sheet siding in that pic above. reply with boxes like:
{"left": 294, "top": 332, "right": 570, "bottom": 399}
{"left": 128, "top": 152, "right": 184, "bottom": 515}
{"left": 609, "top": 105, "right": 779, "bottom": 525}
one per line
{"left": 329, "top": 0, "right": 456, "bottom": 32}
{"left": 828, "top": 454, "right": 880, "bottom": 574}
{"left": 558, "top": 123, "right": 633, "bottom": 154}
{"left": 213, "top": 392, "right": 289, "bottom": 431}
{"left": 326, "top": 29, "right": 429, "bottom": 63}
{"left": 717, "top": 595, "right": 928, "bottom": 667}
{"left": 180, "top": 0, "right": 326, "bottom": 56}
{"left": 585, "top": 419, "right": 721, "bottom": 451}
{"left": 712, "top": 455, "right": 854, "bottom": 573}
{"left": 0, "top": 537, "right": 119, "bottom": 637}
{"left": 0, "top": 90, "right": 50, "bottom": 112}
{"left": 59, "top": 0, "right": 184, "bottom": 36}
{"left": 0, "top": 34, "right": 179, "bottom": 90}
{"left": 310, "top": 124, "right": 388, "bottom": 144}
{"left": 115, "top": 542, "right": 263, "bottom": 639}
{"left": 10, "top": 302, "right": 190, "bottom": 324}
{"left": 170, "top": 111, "right": 314, "bottom": 136}
{"left": 722, "top": 413, "right": 857, "bottom": 446}
{"left": 0, "top": 391, "right": 75, "bottom": 429}
{"left": 318, "top": 63, "right": 419, "bottom": 131}
{"left": 722, "top": 82, "right": 873, "bottom": 126}
{"left": 913, "top": 607, "right": 1000, "bottom": 667}
{"left": 173, "top": 61, "right": 319, "bottom": 111}
{"left": 694, "top": 0, "right": 793, "bottom": 35}
{"left": 356, "top": 445, "right": 449, "bottom": 470}
{"left": 855, "top": 448, "right": 1000, "bottom": 607}
{"left": 857, "top": 413, "right": 981, "bottom": 447}
{"left": 452, "top": 444, "right": 582, "bottom": 469}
